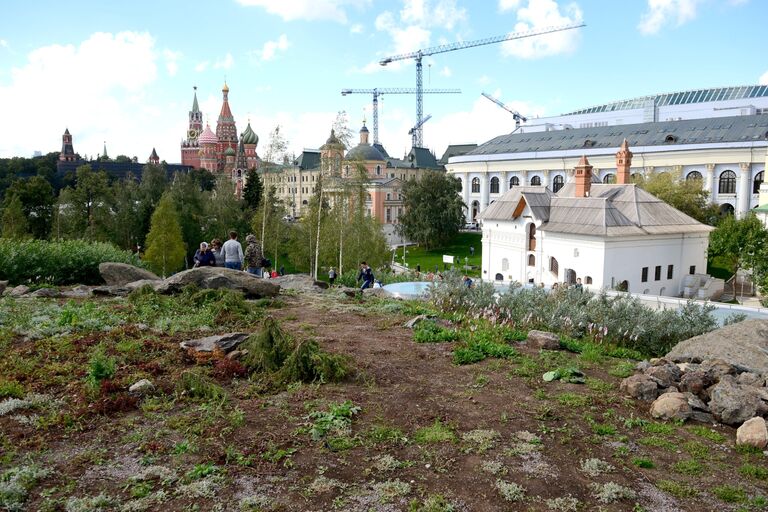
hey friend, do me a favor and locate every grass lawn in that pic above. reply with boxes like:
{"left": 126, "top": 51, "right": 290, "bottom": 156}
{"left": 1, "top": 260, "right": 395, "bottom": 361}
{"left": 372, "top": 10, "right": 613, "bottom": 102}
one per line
{"left": 707, "top": 255, "right": 734, "bottom": 281}
{"left": 393, "top": 232, "right": 482, "bottom": 277}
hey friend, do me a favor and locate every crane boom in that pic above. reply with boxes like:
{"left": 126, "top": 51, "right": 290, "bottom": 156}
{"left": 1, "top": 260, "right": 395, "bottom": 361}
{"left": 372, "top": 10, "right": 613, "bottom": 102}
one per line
{"left": 379, "top": 22, "right": 585, "bottom": 146}
{"left": 408, "top": 114, "right": 432, "bottom": 147}
{"left": 341, "top": 88, "right": 460, "bottom": 144}
{"left": 481, "top": 92, "right": 528, "bottom": 129}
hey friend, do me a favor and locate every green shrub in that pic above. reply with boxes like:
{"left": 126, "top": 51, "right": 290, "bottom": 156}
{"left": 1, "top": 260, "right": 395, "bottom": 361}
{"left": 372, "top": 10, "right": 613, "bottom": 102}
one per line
{"left": 413, "top": 320, "right": 459, "bottom": 343}
{"left": 413, "top": 420, "right": 456, "bottom": 444}
{"left": 0, "top": 238, "right": 142, "bottom": 285}
{"left": 712, "top": 484, "right": 746, "bottom": 503}
{"left": 86, "top": 348, "right": 116, "bottom": 388}
{"left": 632, "top": 458, "right": 654, "bottom": 469}
{"left": 176, "top": 370, "right": 227, "bottom": 402}
{"left": 0, "top": 380, "right": 24, "bottom": 399}
{"left": 306, "top": 400, "right": 360, "bottom": 441}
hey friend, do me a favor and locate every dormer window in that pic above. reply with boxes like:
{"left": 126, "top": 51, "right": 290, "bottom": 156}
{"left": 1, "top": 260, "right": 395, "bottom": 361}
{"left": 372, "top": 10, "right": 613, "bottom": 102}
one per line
{"left": 664, "top": 134, "right": 678, "bottom": 143}
{"left": 583, "top": 139, "right": 595, "bottom": 148}
{"left": 376, "top": 165, "right": 381, "bottom": 175}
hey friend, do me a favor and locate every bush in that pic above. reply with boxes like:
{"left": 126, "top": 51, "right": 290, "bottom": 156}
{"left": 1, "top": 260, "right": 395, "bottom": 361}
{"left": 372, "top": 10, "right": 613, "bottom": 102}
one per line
{"left": 0, "top": 238, "right": 142, "bottom": 285}
{"left": 413, "top": 320, "right": 459, "bottom": 343}
{"left": 86, "top": 348, "right": 116, "bottom": 389}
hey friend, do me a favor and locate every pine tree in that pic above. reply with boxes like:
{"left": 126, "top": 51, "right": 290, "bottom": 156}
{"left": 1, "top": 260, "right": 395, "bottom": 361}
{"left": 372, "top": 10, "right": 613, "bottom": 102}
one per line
{"left": 242, "top": 168, "right": 263, "bottom": 212}
{"left": 143, "top": 193, "right": 186, "bottom": 277}
{"left": 1, "top": 195, "right": 29, "bottom": 239}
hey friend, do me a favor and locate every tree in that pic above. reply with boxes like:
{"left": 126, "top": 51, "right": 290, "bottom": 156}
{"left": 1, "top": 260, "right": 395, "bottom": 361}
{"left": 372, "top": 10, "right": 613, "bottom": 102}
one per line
{"left": 1, "top": 195, "right": 29, "bottom": 239}
{"left": 168, "top": 171, "right": 205, "bottom": 263}
{"left": 251, "top": 185, "right": 286, "bottom": 268}
{"left": 709, "top": 213, "right": 768, "bottom": 286}
{"left": 202, "top": 178, "right": 249, "bottom": 244}
{"left": 143, "top": 193, "right": 186, "bottom": 277}
{"left": 399, "top": 171, "right": 465, "bottom": 249}
{"left": 108, "top": 176, "right": 142, "bottom": 250}
{"left": 242, "top": 168, "right": 263, "bottom": 213}
{"left": 54, "top": 165, "right": 112, "bottom": 241}
{"left": 4, "top": 176, "right": 54, "bottom": 239}
{"left": 332, "top": 110, "right": 354, "bottom": 149}
{"left": 263, "top": 125, "right": 288, "bottom": 164}
{"left": 637, "top": 172, "right": 718, "bottom": 225}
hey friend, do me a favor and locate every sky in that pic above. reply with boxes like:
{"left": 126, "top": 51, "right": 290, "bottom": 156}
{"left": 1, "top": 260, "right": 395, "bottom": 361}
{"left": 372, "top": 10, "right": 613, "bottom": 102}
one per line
{"left": 0, "top": 0, "right": 766, "bottom": 162}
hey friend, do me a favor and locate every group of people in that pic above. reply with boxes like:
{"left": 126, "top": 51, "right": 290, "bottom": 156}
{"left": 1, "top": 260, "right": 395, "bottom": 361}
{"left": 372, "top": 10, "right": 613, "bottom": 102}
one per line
{"left": 192, "top": 231, "right": 283, "bottom": 278}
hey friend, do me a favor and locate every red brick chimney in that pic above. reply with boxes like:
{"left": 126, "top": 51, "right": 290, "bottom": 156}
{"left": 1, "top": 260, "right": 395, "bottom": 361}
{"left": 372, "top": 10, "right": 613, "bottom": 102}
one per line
{"left": 574, "top": 155, "right": 593, "bottom": 197}
{"left": 616, "top": 138, "right": 633, "bottom": 184}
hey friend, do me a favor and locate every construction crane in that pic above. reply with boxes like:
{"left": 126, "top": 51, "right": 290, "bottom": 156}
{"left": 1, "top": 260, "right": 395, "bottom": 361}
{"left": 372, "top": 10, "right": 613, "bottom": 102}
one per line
{"left": 379, "top": 22, "right": 585, "bottom": 147}
{"left": 340, "top": 88, "right": 460, "bottom": 144}
{"left": 481, "top": 92, "right": 528, "bottom": 130}
{"left": 408, "top": 114, "right": 432, "bottom": 148}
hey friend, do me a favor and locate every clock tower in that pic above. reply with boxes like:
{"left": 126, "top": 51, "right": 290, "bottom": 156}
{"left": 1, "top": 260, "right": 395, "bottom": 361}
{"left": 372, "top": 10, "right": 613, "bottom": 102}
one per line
{"left": 181, "top": 86, "right": 203, "bottom": 168}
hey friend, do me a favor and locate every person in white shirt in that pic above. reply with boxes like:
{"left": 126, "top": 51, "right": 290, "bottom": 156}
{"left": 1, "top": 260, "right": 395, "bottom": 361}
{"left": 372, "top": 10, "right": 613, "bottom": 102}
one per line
{"left": 221, "top": 231, "right": 244, "bottom": 270}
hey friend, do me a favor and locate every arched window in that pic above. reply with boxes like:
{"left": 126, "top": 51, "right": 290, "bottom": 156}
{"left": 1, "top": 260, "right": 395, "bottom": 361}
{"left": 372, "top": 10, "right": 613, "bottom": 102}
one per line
{"left": 376, "top": 165, "right": 382, "bottom": 175}
{"left": 686, "top": 171, "right": 703, "bottom": 181}
{"left": 552, "top": 175, "right": 564, "bottom": 193}
{"left": 471, "top": 200, "right": 480, "bottom": 221}
{"left": 495, "top": 273, "right": 504, "bottom": 281}
{"left": 603, "top": 173, "right": 616, "bottom": 184}
{"left": 528, "top": 254, "right": 535, "bottom": 267}
{"left": 720, "top": 203, "right": 734, "bottom": 216}
{"left": 302, "top": 200, "right": 308, "bottom": 205}
{"left": 549, "top": 257, "right": 559, "bottom": 276}
{"left": 528, "top": 224, "right": 536, "bottom": 251}
{"left": 501, "top": 258, "right": 509, "bottom": 271}
{"left": 490, "top": 176, "right": 500, "bottom": 194}
{"left": 509, "top": 176, "right": 520, "bottom": 189}
{"left": 530, "top": 175, "right": 541, "bottom": 186}
{"left": 585, "top": 276, "right": 593, "bottom": 285}
{"left": 457, "top": 178, "right": 463, "bottom": 192}
{"left": 471, "top": 177, "right": 480, "bottom": 193}
{"left": 719, "top": 170, "right": 736, "bottom": 194}
{"left": 754, "top": 171, "right": 764, "bottom": 194}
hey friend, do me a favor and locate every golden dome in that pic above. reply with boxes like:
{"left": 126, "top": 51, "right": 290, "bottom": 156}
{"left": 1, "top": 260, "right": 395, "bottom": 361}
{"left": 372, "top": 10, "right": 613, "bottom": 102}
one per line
{"left": 222, "top": 81, "right": 229, "bottom": 92}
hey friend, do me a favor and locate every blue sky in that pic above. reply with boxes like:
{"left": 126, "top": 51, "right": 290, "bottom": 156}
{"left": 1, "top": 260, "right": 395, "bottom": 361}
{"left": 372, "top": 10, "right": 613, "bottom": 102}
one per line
{"left": 0, "top": 0, "right": 765, "bottom": 162}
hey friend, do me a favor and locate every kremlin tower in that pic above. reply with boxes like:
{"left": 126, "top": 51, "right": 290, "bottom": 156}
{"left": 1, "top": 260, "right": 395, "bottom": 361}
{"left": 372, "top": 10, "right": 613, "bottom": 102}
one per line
{"left": 180, "top": 87, "right": 203, "bottom": 168}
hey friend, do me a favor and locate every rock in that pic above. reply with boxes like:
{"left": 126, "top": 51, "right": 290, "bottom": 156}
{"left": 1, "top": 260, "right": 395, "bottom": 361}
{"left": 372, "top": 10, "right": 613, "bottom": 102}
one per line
{"left": 362, "top": 287, "right": 388, "bottom": 297}
{"left": 738, "top": 372, "right": 765, "bottom": 388}
{"left": 60, "top": 285, "right": 92, "bottom": 299}
{"left": 0, "top": 280, "right": 7, "bottom": 295}
{"left": 684, "top": 392, "right": 710, "bottom": 412}
{"left": 701, "top": 358, "right": 737, "bottom": 382}
{"left": 650, "top": 392, "right": 692, "bottom": 421}
{"left": 690, "top": 411, "right": 715, "bottom": 423}
{"left": 271, "top": 274, "right": 326, "bottom": 293}
{"left": 99, "top": 262, "right": 160, "bottom": 286}
{"left": 635, "top": 361, "right": 652, "bottom": 372}
{"left": 736, "top": 417, "right": 768, "bottom": 449}
{"left": 404, "top": 315, "right": 429, "bottom": 329}
{"left": 620, "top": 374, "right": 659, "bottom": 401}
{"left": 679, "top": 371, "right": 710, "bottom": 398}
{"left": 527, "top": 330, "right": 560, "bottom": 350}
{"left": 125, "top": 279, "right": 163, "bottom": 292}
{"left": 709, "top": 375, "right": 764, "bottom": 426}
{"left": 9, "top": 285, "right": 30, "bottom": 297}
{"left": 226, "top": 350, "right": 244, "bottom": 360}
{"left": 180, "top": 332, "right": 250, "bottom": 354}
{"left": 92, "top": 285, "right": 131, "bottom": 297}
{"left": 129, "top": 379, "right": 155, "bottom": 395}
{"left": 650, "top": 357, "right": 673, "bottom": 367}
{"left": 644, "top": 365, "right": 680, "bottom": 388}
{"left": 666, "top": 319, "right": 768, "bottom": 375}
{"left": 313, "top": 280, "right": 329, "bottom": 290}
{"left": 155, "top": 267, "right": 280, "bottom": 299}
{"left": 29, "top": 287, "right": 60, "bottom": 298}
{"left": 338, "top": 287, "right": 358, "bottom": 298}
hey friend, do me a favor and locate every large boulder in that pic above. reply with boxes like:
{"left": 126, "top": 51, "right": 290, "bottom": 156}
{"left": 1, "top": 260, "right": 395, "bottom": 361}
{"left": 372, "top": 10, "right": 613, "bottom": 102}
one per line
{"left": 650, "top": 392, "right": 692, "bottom": 421}
{"left": 154, "top": 267, "right": 279, "bottom": 298}
{"left": 0, "top": 280, "right": 7, "bottom": 295}
{"left": 99, "top": 262, "right": 160, "bottom": 286}
{"left": 708, "top": 375, "right": 765, "bottom": 426}
{"left": 271, "top": 274, "right": 327, "bottom": 293}
{"left": 736, "top": 417, "right": 768, "bottom": 449}
{"left": 678, "top": 370, "right": 710, "bottom": 399}
{"left": 666, "top": 319, "right": 768, "bottom": 375}
{"left": 180, "top": 332, "right": 250, "bottom": 354}
{"left": 527, "top": 330, "right": 560, "bottom": 351}
{"left": 620, "top": 374, "right": 659, "bottom": 401}
{"left": 644, "top": 365, "right": 680, "bottom": 388}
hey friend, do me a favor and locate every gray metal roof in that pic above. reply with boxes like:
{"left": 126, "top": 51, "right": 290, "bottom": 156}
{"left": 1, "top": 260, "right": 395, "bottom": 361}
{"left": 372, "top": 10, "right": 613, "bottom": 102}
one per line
{"left": 439, "top": 143, "right": 477, "bottom": 164}
{"left": 464, "top": 114, "right": 768, "bottom": 157}
{"left": 480, "top": 183, "right": 712, "bottom": 237}
{"left": 563, "top": 85, "right": 768, "bottom": 116}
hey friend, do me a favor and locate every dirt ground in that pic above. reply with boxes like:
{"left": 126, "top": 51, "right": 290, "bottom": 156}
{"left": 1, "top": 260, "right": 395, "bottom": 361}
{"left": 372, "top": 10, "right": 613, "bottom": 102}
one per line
{"left": 3, "top": 291, "right": 767, "bottom": 511}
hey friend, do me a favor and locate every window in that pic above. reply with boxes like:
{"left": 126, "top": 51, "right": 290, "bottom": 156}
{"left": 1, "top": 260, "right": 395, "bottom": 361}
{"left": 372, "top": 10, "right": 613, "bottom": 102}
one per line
{"left": 689, "top": 265, "right": 696, "bottom": 275}
{"left": 471, "top": 177, "right": 480, "bottom": 193}
{"left": 552, "top": 175, "right": 564, "bottom": 193}
{"left": 719, "top": 170, "right": 736, "bottom": 194}
{"left": 528, "top": 254, "right": 535, "bottom": 267}
{"left": 667, "top": 265, "right": 674, "bottom": 279}
{"left": 655, "top": 266, "right": 661, "bottom": 281}
{"left": 720, "top": 203, "right": 735, "bottom": 215}
{"left": 530, "top": 175, "right": 541, "bottom": 186}
{"left": 458, "top": 178, "right": 463, "bottom": 192}
{"left": 641, "top": 267, "right": 648, "bottom": 282}
{"left": 754, "top": 171, "right": 764, "bottom": 194}
{"left": 603, "top": 173, "right": 616, "bottom": 184}
{"left": 386, "top": 193, "right": 391, "bottom": 200}
{"left": 585, "top": 276, "right": 593, "bottom": 285}
{"left": 528, "top": 224, "right": 536, "bottom": 251}
{"left": 686, "top": 171, "right": 702, "bottom": 181}
{"left": 490, "top": 177, "right": 500, "bottom": 193}
{"left": 549, "top": 257, "right": 559, "bottom": 276}
{"left": 386, "top": 208, "right": 391, "bottom": 222}
{"left": 501, "top": 258, "right": 509, "bottom": 271}
{"left": 376, "top": 165, "right": 382, "bottom": 175}
{"left": 495, "top": 273, "right": 504, "bottom": 281}
{"left": 509, "top": 176, "right": 520, "bottom": 189}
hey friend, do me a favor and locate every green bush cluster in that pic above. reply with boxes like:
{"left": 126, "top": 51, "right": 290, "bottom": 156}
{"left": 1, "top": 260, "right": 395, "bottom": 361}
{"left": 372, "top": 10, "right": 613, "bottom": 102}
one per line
{"left": 453, "top": 326, "right": 518, "bottom": 365}
{"left": 0, "top": 238, "right": 142, "bottom": 285}
{"left": 413, "top": 320, "right": 459, "bottom": 343}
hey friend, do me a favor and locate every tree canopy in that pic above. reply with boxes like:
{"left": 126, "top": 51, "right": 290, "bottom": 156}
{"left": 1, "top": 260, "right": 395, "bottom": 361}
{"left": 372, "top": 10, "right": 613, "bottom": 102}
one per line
{"left": 636, "top": 172, "right": 718, "bottom": 225}
{"left": 143, "top": 192, "right": 186, "bottom": 277}
{"left": 709, "top": 213, "right": 768, "bottom": 281}
{"left": 399, "top": 171, "right": 465, "bottom": 249}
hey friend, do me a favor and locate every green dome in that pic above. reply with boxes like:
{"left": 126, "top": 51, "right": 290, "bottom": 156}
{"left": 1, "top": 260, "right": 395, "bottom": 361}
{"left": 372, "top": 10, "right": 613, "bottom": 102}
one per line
{"left": 224, "top": 146, "right": 236, "bottom": 156}
{"left": 241, "top": 122, "right": 259, "bottom": 146}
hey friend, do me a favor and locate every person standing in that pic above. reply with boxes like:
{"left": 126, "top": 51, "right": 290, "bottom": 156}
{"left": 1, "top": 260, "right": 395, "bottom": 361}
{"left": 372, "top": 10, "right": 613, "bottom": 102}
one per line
{"left": 328, "top": 267, "right": 337, "bottom": 286}
{"left": 357, "top": 261, "right": 374, "bottom": 291}
{"left": 469, "top": 246, "right": 475, "bottom": 257}
{"left": 210, "top": 239, "right": 225, "bottom": 267}
{"left": 222, "top": 231, "right": 244, "bottom": 270}
{"left": 244, "top": 234, "right": 263, "bottom": 277}
{"left": 193, "top": 242, "right": 216, "bottom": 267}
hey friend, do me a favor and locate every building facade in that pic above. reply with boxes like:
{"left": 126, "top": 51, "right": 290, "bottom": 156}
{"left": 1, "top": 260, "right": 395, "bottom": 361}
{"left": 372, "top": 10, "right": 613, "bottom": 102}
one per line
{"left": 478, "top": 144, "right": 714, "bottom": 297}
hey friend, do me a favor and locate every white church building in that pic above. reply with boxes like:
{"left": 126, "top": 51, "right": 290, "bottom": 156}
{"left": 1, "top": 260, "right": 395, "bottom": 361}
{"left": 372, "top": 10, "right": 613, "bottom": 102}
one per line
{"left": 477, "top": 141, "right": 714, "bottom": 296}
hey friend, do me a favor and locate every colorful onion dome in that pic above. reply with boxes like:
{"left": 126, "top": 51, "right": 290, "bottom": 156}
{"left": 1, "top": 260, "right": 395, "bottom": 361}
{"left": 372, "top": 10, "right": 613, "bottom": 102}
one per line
{"left": 224, "top": 146, "right": 236, "bottom": 156}
{"left": 241, "top": 122, "right": 259, "bottom": 145}
{"left": 198, "top": 124, "right": 218, "bottom": 145}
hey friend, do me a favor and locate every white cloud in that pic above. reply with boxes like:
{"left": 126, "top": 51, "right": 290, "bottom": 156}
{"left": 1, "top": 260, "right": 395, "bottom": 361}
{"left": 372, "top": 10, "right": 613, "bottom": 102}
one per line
{"left": 260, "top": 34, "right": 290, "bottom": 62}
{"left": 162, "top": 49, "right": 182, "bottom": 76}
{"left": 195, "top": 61, "right": 209, "bottom": 72}
{"left": 760, "top": 70, "right": 768, "bottom": 85}
{"left": 235, "top": 0, "right": 364, "bottom": 23}
{"left": 0, "top": 31, "right": 189, "bottom": 160}
{"left": 638, "top": 0, "right": 702, "bottom": 35}
{"left": 350, "top": 23, "right": 364, "bottom": 34}
{"left": 440, "top": 65, "right": 452, "bottom": 77}
{"left": 214, "top": 52, "right": 234, "bottom": 70}
{"left": 498, "top": 0, "right": 522, "bottom": 10}
{"left": 500, "top": 0, "right": 584, "bottom": 59}
{"left": 0, "top": 39, "right": 8, "bottom": 49}
{"left": 477, "top": 75, "right": 491, "bottom": 85}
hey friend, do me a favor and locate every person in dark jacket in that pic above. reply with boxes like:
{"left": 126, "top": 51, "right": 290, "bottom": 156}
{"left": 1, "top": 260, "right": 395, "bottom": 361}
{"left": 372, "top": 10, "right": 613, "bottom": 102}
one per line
{"left": 244, "top": 234, "right": 264, "bottom": 277}
{"left": 193, "top": 242, "right": 216, "bottom": 267}
{"left": 357, "top": 261, "right": 374, "bottom": 291}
